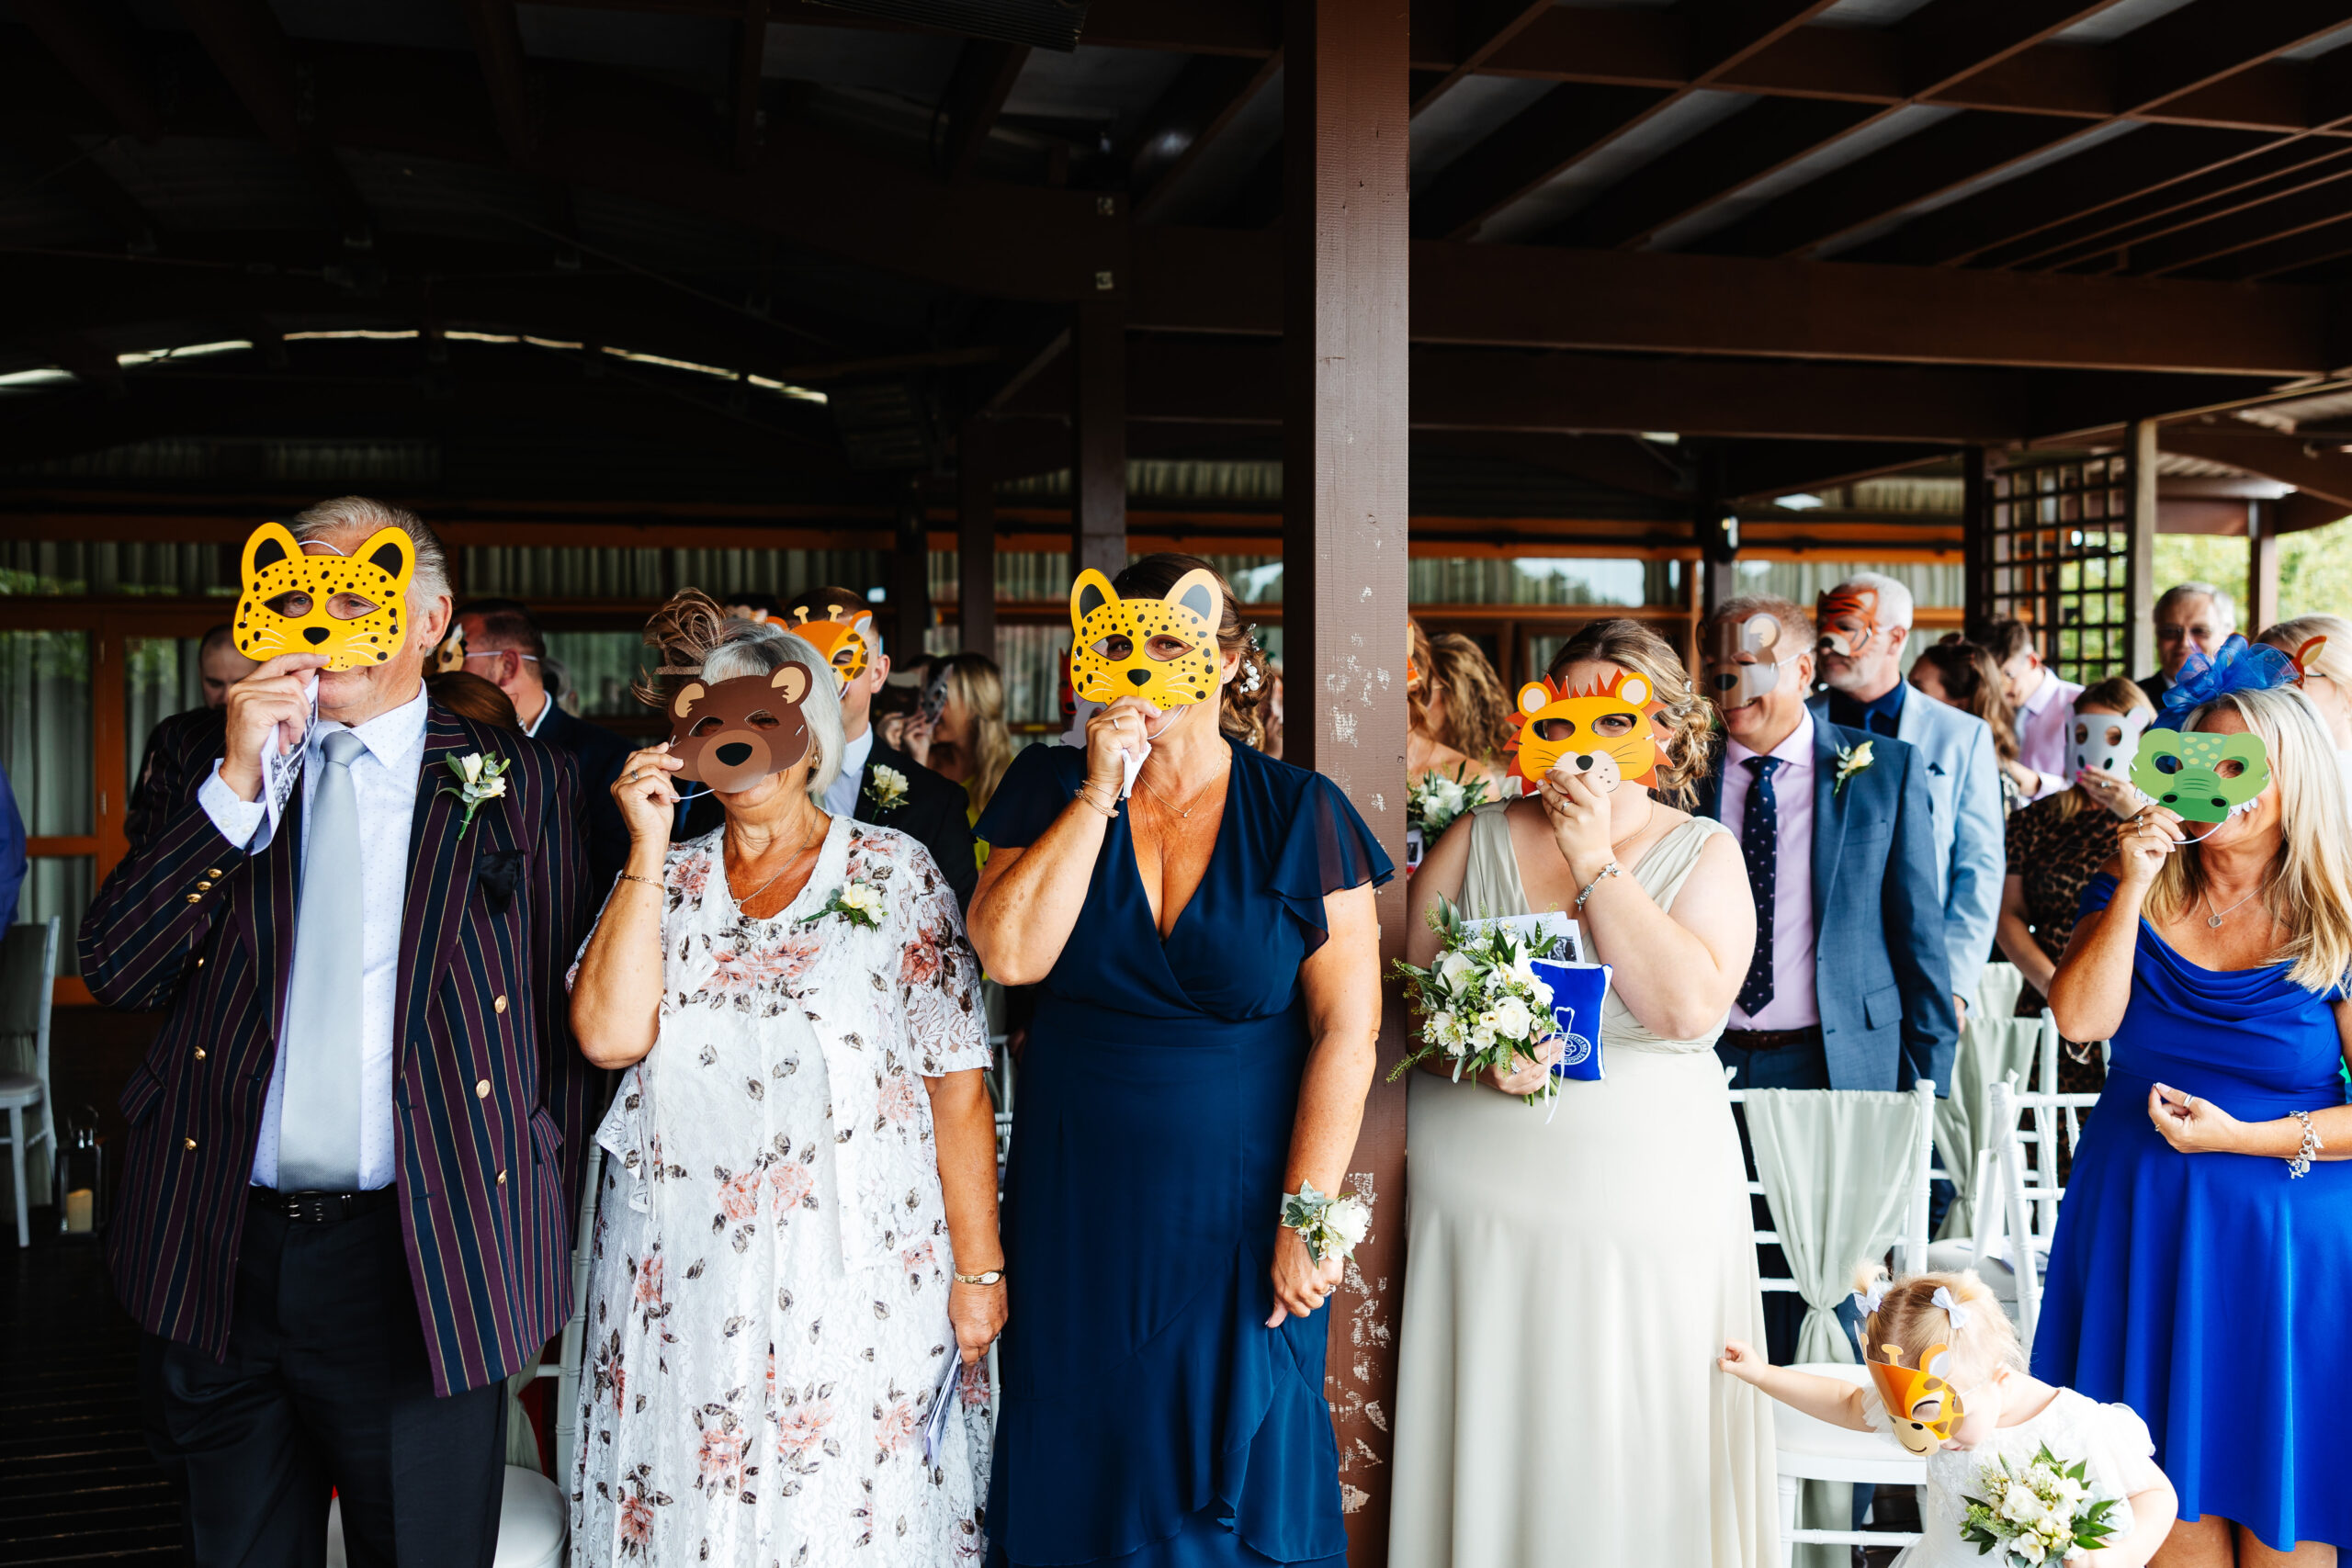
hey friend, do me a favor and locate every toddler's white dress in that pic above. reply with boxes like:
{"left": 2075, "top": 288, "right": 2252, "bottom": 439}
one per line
{"left": 1865, "top": 1386, "right": 2165, "bottom": 1568}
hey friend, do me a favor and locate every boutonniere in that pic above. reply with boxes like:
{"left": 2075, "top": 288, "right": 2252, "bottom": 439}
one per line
{"left": 1833, "top": 739, "right": 1875, "bottom": 796}
{"left": 865, "top": 764, "right": 910, "bottom": 815}
{"left": 437, "top": 750, "right": 511, "bottom": 838}
{"left": 799, "top": 879, "right": 887, "bottom": 931}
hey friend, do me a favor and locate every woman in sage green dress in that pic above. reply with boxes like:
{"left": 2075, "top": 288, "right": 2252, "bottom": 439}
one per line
{"left": 1388, "top": 619, "right": 1776, "bottom": 1568}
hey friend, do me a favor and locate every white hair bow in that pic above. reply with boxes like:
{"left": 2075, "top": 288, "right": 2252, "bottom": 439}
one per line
{"left": 1850, "top": 1279, "right": 1890, "bottom": 1317}
{"left": 1931, "top": 1285, "right": 1971, "bottom": 1330}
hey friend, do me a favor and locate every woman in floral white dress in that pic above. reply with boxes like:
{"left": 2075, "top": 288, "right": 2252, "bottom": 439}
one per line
{"left": 569, "top": 613, "right": 1005, "bottom": 1566}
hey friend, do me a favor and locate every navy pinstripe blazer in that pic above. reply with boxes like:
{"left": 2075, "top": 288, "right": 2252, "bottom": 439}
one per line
{"left": 80, "top": 701, "right": 600, "bottom": 1397}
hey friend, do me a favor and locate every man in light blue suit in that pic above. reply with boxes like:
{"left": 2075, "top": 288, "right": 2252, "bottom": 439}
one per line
{"left": 1695, "top": 596, "right": 1956, "bottom": 1096}
{"left": 1808, "top": 572, "right": 2004, "bottom": 1023}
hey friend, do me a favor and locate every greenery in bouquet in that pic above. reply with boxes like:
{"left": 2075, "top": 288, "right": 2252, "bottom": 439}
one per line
{"left": 1960, "top": 1443, "right": 2122, "bottom": 1566}
{"left": 1406, "top": 764, "right": 1490, "bottom": 846}
{"left": 1388, "top": 896, "right": 1560, "bottom": 1102}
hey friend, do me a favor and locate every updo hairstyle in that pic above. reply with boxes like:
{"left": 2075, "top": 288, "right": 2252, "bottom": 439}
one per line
{"left": 1543, "top": 618, "right": 1713, "bottom": 808}
{"left": 1112, "top": 554, "right": 1272, "bottom": 750}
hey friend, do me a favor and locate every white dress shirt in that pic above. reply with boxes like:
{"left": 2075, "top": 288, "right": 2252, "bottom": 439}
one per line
{"left": 1723, "top": 711, "right": 1819, "bottom": 1031}
{"left": 199, "top": 686, "right": 428, "bottom": 1190}
{"left": 824, "top": 727, "right": 875, "bottom": 819}
{"left": 2014, "top": 666, "right": 2084, "bottom": 801}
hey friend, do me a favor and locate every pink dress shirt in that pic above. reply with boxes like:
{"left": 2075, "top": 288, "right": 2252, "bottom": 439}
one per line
{"left": 2015, "top": 668, "right": 2085, "bottom": 801}
{"left": 1723, "top": 711, "right": 1819, "bottom": 1031}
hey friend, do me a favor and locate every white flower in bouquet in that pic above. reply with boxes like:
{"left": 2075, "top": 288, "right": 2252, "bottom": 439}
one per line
{"left": 1490, "top": 996, "right": 1532, "bottom": 1039}
{"left": 1407, "top": 764, "right": 1491, "bottom": 843}
{"left": 1437, "top": 949, "right": 1477, "bottom": 994}
{"left": 1962, "top": 1443, "right": 2122, "bottom": 1567}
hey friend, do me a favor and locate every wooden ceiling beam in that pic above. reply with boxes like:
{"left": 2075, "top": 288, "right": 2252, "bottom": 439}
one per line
{"left": 2053, "top": 159, "right": 2352, "bottom": 276}
{"left": 2159, "top": 425, "right": 2352, "bottom": 515}
{"left": 1698, "top": 111, "right": 2090, "bottom": 258}
{"left": 0, "top": 96, "right": 160, "bottom": 254}
{"left": 1127, "top": 229, "right": 2330, "bottom": 374}
{"left": 934, "top": 39, "right": 1031, "bottom": 185}
{"left": 2114, "top": 0, "right": 2352, "bottom": 113}
{"left": 457, "top": 0, "right": 537, "bottom": 164}
{"left": 8, "top": 3, "right": 162, "bottom": 141}
{"left": 1411, "top": 85, "right": 1668, "bottom": 241}
{"left": 730, "top": 0, "right": 768, "bottom": 170}
{"left": 1410, "top": 0, "right": 1565, "bottom": 116}
{"left": 1899, "top": 0, "right": 2137, "bottom": 99}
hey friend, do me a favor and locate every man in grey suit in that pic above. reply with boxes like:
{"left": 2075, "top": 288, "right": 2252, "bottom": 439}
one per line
{"left": 1809, "top": 572, "right": 2003, "bottom": 1023}
{"left": 1697, "top": 596, "right": 1957, "bottom": 1095}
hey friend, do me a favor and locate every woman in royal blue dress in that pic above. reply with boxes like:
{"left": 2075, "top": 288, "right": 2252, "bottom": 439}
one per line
{"left": 2040, "top": 643, "right": 2352, "bottom": 1566}
{"left": 967, "top": 555, "right": 1389, "bottom": 1568}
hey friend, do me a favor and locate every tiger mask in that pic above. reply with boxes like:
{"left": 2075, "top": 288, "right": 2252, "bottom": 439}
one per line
{"left": 1068, "top": 567, "right": 1223, "bottom": 710}
{"left": 1513, "top": 668, "right": 1660, "bottom": 792}
{"left": 232, "top": 520, "right": 415, "bottom": 672}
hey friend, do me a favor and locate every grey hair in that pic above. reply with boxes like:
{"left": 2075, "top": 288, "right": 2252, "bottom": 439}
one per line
{"left": 699, "top": 625, "right": 846, "bottom": 805}
{"left": 2157, "top": 580, "right": 2239, "bottom": 632}
{"left": 288, "top": 494, "right": 450, "bottom": 623}
{"left": 1833, "top": 570, "right": 1916, "bottom": 634}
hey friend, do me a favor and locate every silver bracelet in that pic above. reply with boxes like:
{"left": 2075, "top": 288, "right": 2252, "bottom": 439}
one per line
{"left": 1574, "top": 861, "right": 1620, "bottom": 911}
{"left": 2289, "top": 1110, "right": 2324, "bottom": 1179}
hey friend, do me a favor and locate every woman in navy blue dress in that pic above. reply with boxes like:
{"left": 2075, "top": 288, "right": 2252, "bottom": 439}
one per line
{"left": 967, "top": 556, "right": 1390, "bottom": 1568}
{"left": 2039, "top": 664, "right": 2352, "bottom": 1564}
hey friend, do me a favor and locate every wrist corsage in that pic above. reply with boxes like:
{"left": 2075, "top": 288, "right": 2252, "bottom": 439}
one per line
{"left": 1280, "top": 1181, "right": 1371, "bottom": 1264}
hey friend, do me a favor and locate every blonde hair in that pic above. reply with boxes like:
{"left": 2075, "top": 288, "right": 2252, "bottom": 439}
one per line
{"left": 932, "top": 652, "right": 1013, "bottom": 817}
{"left": 2258, "top": 615, "right": 2352, "bottom": 687}
{"left": 1852, "top": 1265, "right": 2023, "bottom": 1385}
{"left": 1544, "top": 618, "right": 1713, "bottom": 808}
{"left": 2148, "top": 683, "right": 2352, "bottom": 991}
{"left": 1426, "top": 632, "right": 1516, "bottom": 761}
{"left": 2049, "top": 676, "right": 2154, "bottom": 822}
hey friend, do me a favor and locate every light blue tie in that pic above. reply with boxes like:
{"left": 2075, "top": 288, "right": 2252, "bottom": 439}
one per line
{"left": 277, "top": 728, "right": 367, "bottom": 1191}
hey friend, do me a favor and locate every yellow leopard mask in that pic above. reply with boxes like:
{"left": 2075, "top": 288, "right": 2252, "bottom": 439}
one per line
{"left": 232, "top": 521, "right": 415, "bottom": 671}
{"left": 1513, "top": 668, "right": 1660, "bottom": 791}
{"left": 1069, "top": 567, "right": 1222, "bottom": 709}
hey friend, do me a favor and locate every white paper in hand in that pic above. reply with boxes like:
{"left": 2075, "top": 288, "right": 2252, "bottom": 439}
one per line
{"left": 260, "top": 672, "right": 316, "bottom": 841}
{"left": 921, "top": 1346, "right": 964, "bottom": 1466}
{"left": 1119, "top": 744, "right": 1148, "bottom": 801}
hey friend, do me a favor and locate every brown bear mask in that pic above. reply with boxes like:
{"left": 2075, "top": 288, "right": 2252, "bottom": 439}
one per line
{"left": 667, "top": 663, "right": 815, "bottom": 793}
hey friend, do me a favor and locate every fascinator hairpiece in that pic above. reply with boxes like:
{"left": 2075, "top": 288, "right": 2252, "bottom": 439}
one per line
{"left": 2161, "top": 633, "right": 2302, "bottom": 715}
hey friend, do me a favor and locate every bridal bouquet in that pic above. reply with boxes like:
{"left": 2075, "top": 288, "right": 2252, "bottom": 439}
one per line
{"left": 1960, "top": 1444, "right": 2122, "bottom": 1565}
{"left": 1407, "top": 764, "right": 1489, "bottom": 845}
{"left": 1389, "top": 897, "right": 1559, "bottom": 1102}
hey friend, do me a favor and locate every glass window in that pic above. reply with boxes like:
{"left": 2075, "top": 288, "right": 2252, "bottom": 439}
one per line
{"left": 0, "top": 541, "right": 236, "bottom": 597}
{"left": 1, "top": 631, "right": 93, "bottom": 973}
{"left": 544, "top": 632, "right": 662, "bottom": 719}
{"left": 1410, "top": 557, "right": 1668, "bottom": 606}
{"left": 126, "top": 636, "right": 210, "bottom": 784}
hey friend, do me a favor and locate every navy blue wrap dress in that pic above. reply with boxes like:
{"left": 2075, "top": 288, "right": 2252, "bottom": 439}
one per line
{"left": 974, "top": 738, "right": 1392, "bottom": 1568}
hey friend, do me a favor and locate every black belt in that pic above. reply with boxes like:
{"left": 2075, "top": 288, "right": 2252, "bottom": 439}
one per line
{"left": 1719, "top": 1025, "right": 1823, "bottom": 1053}
{"left": 248, "top": 1186, "right": 398, "bottom": 1224}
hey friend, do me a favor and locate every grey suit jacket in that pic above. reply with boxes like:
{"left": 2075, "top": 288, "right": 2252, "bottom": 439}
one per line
{"left": 1809, "top": 688, "right": 2003, "bottom": 1010}
{"left": 1700, "top": 719, "right": 1957, "bottom": 1092}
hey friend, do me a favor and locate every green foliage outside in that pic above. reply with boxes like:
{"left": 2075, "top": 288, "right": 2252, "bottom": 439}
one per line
{"left": 2156, "top": 510, "right": 2352, "bottom": 627}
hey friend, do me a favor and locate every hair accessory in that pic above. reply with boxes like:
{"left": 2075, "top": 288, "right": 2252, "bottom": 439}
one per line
{"left": 2290, "top": 635, "right": 2328, "bottom": 682}
{"left": 1931, "top": 1284, "right": 1972, "bottom": 1330}
{"left": 1237, "top": 661, "right": 1262, "bottom": 695}
{"left": 1850, "top": 1278, "right": 1890, "bottom": 1317}
{"left": 2162, "top": 633, "right": 2301, "bottom": 715}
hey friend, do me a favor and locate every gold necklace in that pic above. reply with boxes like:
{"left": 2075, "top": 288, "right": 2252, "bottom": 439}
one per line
{"left": 1139, "top": 756, "right": 1230, "bottom": 820}
{"left": 729, "top": 809, "right": 826, "bottom": 908}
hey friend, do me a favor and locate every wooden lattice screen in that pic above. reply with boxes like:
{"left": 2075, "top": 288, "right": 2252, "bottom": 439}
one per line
{"left": 1967, "top": 453, "right": 2137, "bottom": 684}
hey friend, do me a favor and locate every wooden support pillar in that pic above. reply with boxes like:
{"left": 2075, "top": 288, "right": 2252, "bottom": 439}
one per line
{"left": 1072, "top": 295, "right": 1126, "bottom": 580}
{"left": 2127, "top": 420, "right": 2159, "bottom": 679}
{"left": 890, "top": 475, "right": 931, "bottom": 660}
{"left": 958, "top": 417, "right": 999, "bottom": 661}
{"left": 1280, "top": 1, "right": 1409, "bottom": 1559}
{"left": 1960, "top": 446, "right": 1991, "bottom": 641}
{"left": 2247, "top": 499, "right": 2280, "bottom": 635}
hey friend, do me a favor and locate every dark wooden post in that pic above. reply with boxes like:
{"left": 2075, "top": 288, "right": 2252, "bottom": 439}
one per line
{"left": 1280, "top": 0, "right": 1409, "bottom": 1558}
{"left": 2128, "top": 420, "right": 2159, "bottom": 679}
{"left": 959, "top": 417, "right": 999, "bottom": 661}
{"left": 1072, "top": 294, "right": 1126, "bottom": 579}
{"left": 891, "top": 474, "right": 932, "bottom": 660}
{"left": 1960, "top": 445, "right": 1991, "bottom": 642}
{"left": 2247, "top": 498, "right": 2279, "bottom": 635}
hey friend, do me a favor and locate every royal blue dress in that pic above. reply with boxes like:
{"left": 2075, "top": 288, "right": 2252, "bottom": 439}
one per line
{"left": 2033, "top": 874, "right": 2352, "bottom": 1551}
{"left": 974, "top": 739, "right": 1391, "bottom": 1568}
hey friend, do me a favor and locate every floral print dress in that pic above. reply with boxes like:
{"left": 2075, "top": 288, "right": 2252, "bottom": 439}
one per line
{"left": 571, "top": 816, "right": 994, "bottom": 1567}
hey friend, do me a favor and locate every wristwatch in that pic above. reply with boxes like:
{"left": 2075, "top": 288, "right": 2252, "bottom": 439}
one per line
{"left": 954, "top": 1268, "right": 1005, "bottom": 1287}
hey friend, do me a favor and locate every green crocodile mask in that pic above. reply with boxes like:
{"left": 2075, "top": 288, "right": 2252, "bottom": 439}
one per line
{"left": 2131, "top": 728, "right": 2271, "bottom": 823}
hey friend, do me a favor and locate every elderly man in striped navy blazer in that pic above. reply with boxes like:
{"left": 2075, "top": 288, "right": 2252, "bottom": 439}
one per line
{"left": 81, "top": 496, "right": 596, "bottom": 1568}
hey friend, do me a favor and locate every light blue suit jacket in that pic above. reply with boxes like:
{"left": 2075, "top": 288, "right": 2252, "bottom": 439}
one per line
{"left": 1809, "top": 687, "right": 2003, "bottom": 1010}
